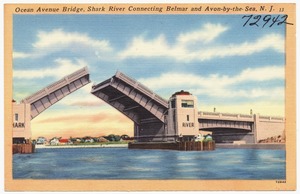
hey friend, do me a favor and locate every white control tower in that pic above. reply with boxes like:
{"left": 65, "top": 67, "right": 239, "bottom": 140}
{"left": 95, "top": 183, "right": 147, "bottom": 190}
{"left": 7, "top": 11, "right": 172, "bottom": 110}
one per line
{"left": 167, "top": 90, "right": 199, "bottom": 141}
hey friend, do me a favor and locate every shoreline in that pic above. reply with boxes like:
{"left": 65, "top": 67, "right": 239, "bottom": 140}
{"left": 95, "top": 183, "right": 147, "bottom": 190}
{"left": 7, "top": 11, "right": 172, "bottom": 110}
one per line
{"left": 36, "top": 144, "right": 128, "bottom": 149}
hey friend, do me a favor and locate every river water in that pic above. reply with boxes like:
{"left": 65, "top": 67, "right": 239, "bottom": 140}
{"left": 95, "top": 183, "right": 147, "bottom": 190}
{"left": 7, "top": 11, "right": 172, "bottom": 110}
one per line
{"left": 13, "top": 148, "right": 285, "bottom": 179}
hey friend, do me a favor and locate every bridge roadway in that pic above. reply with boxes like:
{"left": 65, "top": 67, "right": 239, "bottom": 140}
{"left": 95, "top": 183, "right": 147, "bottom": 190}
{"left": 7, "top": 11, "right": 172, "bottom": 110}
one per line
{"left": 198, "top": 111, "right": 285, "bottom": 143}
{"left": 198, "top": 111, "right": 255, "bottom": 143}
{"left": 199, "top": 111, "right": 254, "bottom": 130}
{"left": 21, "top": 67, "right": 90, "bottom": 119}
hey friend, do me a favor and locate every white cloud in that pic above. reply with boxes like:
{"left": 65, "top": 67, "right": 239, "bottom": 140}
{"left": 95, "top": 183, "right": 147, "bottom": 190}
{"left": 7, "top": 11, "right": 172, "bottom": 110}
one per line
{"left": 58, "top": 83, "right": 105, "bottom": 107}
{"left": 13, "top": 51, "right": 31, "bottom": 59}
{"left": 177, "top": 23, "right": 228, "bottom": 44}
{"left": 139, "top": 65, "right": 284, "bottom": 89}
{"left": 13, "top": 29, "right": 112, "bottom": 59}
{"left": 138, "top": 65, "right": 284, "bottom": 100}
{"left": 33, "top": 29, "right": 111, "bottom": 51}
{"left": 119, "top": 23, "right": 227, "bottom": 61}
{"left": 13, "top": 58, "right": 88, "bottom": 79}
{"left": 191, "top": 87, "right": 284, "bottom": 99}
{"left": 196, "top": 34, "right": 284, "bottom": 61}
{"left": 235, "top": 65, "right": 284, "bottom": 82}
{"left": 119, "top": 35, "right": 173, "bottom": 59}
{"left": 119, "top": 21, "right": 284, "bottom": 62}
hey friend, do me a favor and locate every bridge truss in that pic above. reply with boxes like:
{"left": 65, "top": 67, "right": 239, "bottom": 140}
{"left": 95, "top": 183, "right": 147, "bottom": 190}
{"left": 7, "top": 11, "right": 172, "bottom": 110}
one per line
{"left": 91, "top": 71, "right": 171, "bottom": 142}
{"left": 21, "top": 67, "right": 90, "bottom": 119}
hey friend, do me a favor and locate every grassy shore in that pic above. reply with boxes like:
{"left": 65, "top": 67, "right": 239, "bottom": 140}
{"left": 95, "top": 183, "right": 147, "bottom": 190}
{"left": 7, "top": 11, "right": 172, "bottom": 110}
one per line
{"left": 36, "top": 142, "right": 129, "bottom": 149}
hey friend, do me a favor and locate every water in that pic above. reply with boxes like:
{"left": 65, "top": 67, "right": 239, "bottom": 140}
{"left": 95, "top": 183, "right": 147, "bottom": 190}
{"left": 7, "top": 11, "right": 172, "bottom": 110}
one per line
{"left": 13, "top": 148, "right": 286, "bottom": 179}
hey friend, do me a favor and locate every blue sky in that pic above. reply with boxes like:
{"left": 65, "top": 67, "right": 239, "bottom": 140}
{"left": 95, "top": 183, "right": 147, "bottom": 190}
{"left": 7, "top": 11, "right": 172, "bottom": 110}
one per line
{"left": 12, "top": 14, "right": 286, "bottom": 138}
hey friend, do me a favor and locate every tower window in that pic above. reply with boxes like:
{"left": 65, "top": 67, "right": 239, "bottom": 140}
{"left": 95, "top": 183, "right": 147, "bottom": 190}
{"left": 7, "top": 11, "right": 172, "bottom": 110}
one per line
{"left": 171, "top": 99, "right": 176, "bottom": 108}
{"left": 15, "top": 113, "right": 18, "bottom": 121}
{"left": 181, "top": 100, "right": 194, "bottom": 108}
{"left": 187, "top": 115, "right": 190, "bottom": 121}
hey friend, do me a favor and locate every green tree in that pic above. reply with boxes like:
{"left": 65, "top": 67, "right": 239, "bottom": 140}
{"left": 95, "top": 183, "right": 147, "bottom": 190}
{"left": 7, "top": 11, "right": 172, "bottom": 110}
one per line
{"left": 114, "top": 135, "right": 121, "bottom": 142}
{"left": 106, "top": 134, "right": 116, "bottom": 141}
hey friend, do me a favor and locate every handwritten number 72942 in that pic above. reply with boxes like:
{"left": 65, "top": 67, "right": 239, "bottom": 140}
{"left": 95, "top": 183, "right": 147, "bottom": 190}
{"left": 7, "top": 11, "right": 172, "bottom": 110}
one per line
{"left": 242, "top": 15, "right": 293, "bottom": 28}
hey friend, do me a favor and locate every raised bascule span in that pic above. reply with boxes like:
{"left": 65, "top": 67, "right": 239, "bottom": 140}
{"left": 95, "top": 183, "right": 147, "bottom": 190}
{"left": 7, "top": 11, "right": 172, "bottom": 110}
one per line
{"left": 91, "top": 71, "right": 170, "bottom": 142}
{"left": 21, "top": 67, "right": 90, "bottom": 119}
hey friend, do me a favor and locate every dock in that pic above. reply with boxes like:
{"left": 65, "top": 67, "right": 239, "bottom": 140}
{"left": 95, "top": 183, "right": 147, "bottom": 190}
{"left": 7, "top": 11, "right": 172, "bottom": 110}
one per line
{"left": 13, "top": 143, "right": 35, "bottom": 154}
{"left": 128, "top": 141, "right": 215, "bottom": 151}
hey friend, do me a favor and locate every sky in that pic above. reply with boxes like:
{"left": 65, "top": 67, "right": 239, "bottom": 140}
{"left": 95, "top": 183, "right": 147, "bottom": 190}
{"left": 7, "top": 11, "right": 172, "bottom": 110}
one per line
{"left": 12, "top": 14, "right": 286, "bottom": 139}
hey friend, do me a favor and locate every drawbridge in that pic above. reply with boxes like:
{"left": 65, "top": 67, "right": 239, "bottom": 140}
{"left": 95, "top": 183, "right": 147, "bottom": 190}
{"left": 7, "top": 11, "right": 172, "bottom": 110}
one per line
{"left": 14, "top": 67, "right": 284, "bottom": 144}
{"left": 91, "top": 71, "right": 171, "bottom": 142}
{"left": 21, "top": 67, "right": 90, "bottom": 119}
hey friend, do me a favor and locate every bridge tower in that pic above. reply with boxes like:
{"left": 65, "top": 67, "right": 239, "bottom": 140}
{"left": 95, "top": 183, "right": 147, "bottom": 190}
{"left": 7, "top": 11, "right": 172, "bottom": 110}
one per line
{"left": 167, "top": 90, "right": 199, "bottom": 141}
{"left": 12, "top": 101, "right": 31, "bottom": 143}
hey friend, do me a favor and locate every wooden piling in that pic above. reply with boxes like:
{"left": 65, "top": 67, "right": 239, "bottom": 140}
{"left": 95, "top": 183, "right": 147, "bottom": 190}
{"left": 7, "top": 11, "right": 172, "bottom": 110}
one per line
{"left": 177, "top": 141, "right": 215, "bottom": 151}
{"left": 128, "top": 141, "right": 215, "bottom": 151}
{"left": 13, "top": 143, "right": 35, "bottom": 154}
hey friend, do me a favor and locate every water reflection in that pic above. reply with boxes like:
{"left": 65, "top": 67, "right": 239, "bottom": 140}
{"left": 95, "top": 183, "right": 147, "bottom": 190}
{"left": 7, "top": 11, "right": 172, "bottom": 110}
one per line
{"left": 13, "top": 148, "right": 286, "bottom": 180}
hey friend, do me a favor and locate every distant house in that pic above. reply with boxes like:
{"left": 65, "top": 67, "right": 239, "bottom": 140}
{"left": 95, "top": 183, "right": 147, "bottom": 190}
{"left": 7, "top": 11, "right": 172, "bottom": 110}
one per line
{"left": 120, "top": 135, "right": 134, "bottom": 141}
{"left": 120, "top": 135, "right": 129, "bottom": 139}
{"left": 36, "top": 137, "right": 47, "bottom": 145}
{"left": 84, "top": 138, "right": 94, "bottom": 143}
{"left": 50, "top": 138, "right": 59, "bottom": 145}
{"left": 59, "top": 138, "right": 71, "bottom": 145}
{"left": 98, "top": 136, "right": 109, "bottom": 142}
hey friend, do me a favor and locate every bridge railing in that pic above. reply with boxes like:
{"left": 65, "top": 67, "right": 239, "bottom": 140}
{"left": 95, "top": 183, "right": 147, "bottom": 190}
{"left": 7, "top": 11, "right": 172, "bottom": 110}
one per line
{"left": 200, "top": 112, "right": 220, "bottom": 116}
{"left": 222, "top": 113, "right": 240, "bottom": 117}
{"left": 239, "top": 114, "right": 253, "bottom": 119}
{"left": 92, "top": 78, "right": 112, "bottom": 90}
{"left": 115, "top": 71, "right": 168, "bottom": 107}
{"left": 199, "top": 111, "right": 285, "bottom": 122}
{"left": 259, "top": 115, "right": 285, "bottom": 122}
{"left": 21, "top": 88, "right": 48, "bottom": 104}
{"left": 198, "top": 111, "right": 254, "bottom": 121}
{"left": 21, "top": 67, "right": 89, "bottom": 104}
{"left": 67, "top": 67, "right": 89, "bottom": 81}
{"left": 47, "top": 78, "right": 65, "bottom": 89}
{"left": 116, "top": 71, "right": 136, "bottom": 86}
{"left": 154, "top": 94, "right": 169, "bottom": 107}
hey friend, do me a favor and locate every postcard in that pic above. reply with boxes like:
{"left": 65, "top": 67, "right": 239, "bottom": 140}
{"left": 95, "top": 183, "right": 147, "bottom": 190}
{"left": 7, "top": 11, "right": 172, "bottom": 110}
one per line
{"left": 4, "top": 3, "right": 296, "bottom": 191}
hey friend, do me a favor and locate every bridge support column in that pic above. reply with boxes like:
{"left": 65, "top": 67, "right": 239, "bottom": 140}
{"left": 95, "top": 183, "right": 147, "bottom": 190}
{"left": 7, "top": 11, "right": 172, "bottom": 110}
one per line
{"left": 253, "top": 114, "right": 259, "bottom": 143}
{"left": 134, "top": 123, "right": 139, "bottom": 142}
